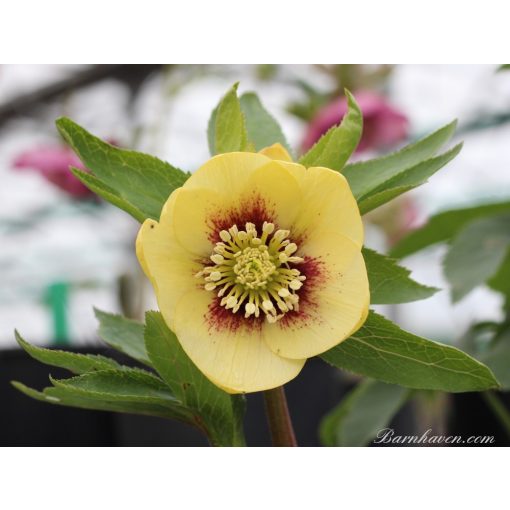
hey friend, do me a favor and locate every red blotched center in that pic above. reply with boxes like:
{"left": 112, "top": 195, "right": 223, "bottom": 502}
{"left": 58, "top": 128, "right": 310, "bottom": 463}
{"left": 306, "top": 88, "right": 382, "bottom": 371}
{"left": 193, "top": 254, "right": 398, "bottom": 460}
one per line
{"left": 203, "top": 193, "right": 328, "bottom": 333}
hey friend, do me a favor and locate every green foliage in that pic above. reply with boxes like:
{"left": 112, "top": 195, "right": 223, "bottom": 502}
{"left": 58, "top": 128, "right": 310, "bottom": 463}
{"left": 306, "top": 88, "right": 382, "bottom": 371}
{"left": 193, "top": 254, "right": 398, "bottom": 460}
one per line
{"left": 343, "top": 122, "right": 461, "bottom": 214}
{"left": 13, "top": 322, "right": 246, "bottom": 446}
{"left": 94, "top": 309, "right": 151, "bottom": 366}
{"left": 145, "top": 312, "right": 245, "bottom": 446}
{"left": 391, "top": 200, "right": 510, "bottom": 259}
{"left": 12, "top": 381, "right": 186, "bottom": 421}
{"left": 358, "top": 185, "right": 414, "bottom": 215}
{"left": 70, "top": 167, "right": 147, "bottom": 222}
{"left": 320, "top": 379, "right": 409, "bottom": 446}
{"left": 321, "top": 312, "right": 499, "bottom": 392}
{"left": 208, "top": 83, "right": 248, "bottom": 155}
{"left": 343, "top": 121, "right": 456, "bottom": 197}
{"left": 13, "top": 368, "right": 189, "bottom": 421}
{"left": 459, "top": 322, "right": 510, "bottom": 391}
{"left": 299, "top": 90, "right": 362, "bottom": 171}
{"left": 363, "top": 248, "right": 438, "bottom": 304}
{"left": 15, "top": 330, "right": 120, "bottom": 374}
{"left": 477, "top": 329, "right": 510, "bottom": 391}
{"left": 360, "top": 144, "right": 461, "bottom": 214}
{"left": 239, "top": 92, "right": 291, "bottom": 153}
{"left": 443, "top": 214, "right": 510, "bottom": 302}
{"left": 56, "top": 118, "right": 189, "bottom": 222}
{"left": 488, "top": 251, "right": 510, "bottom": 307}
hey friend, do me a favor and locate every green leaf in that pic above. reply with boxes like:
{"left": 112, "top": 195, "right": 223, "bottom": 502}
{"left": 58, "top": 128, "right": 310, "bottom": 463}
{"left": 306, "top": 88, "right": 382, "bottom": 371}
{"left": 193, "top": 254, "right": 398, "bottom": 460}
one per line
{"left": 488, "top": 250, "right": 510, "bottom": 305}
{"left": 478, "top": 329, "right": 510, "bottom": 390}
{"left": 443, "top": 214, "right": 510, "bottom": 302}
{"left": 12, "top": 381, "right": 185, "bottom": 421}
{"left": 50, "top": 368, "right": 174, "bottom": 403}
{"left": 144, "top": 311, "right": 246, "bottom": 446}
{"left": 207, "top": 105, "right": 218, "bottom": 156}
{"left": 239, "top": 92, "right": 291, "bottom": 153}
{"left": 363, "top": 248, "right": 439, "bottom": 304}
{"left": 70, "top": 167, "right": 146, "bottom": 222}
{"left": 299, "top": 90, "right": 362, "bottom": 171}
{"left": 15, "top": 331, "right": 120, "bottom": 374}
{"left": 391, "top": 200, "right": 510, "bottom": 258}
{"left": 320, "top": 312, "right": 499, "bottom": 392}
{"left": 320, "top": 379, "right": 409, "bottom": 446}
{"left": 343, "top": 121, "right": 457, "bottom": 199}
{"left": 94, "top": 309, "right": 151, "bottom": 366}
{"left": 358, "top": 185, "right": 415, "bottom": 215}
{"left": 13, "top": 367, "right": 189, "bottom": 422}
{"left": 209, "top": 83, "right": 248, "bottom": 155}
{"left": 358, "top": 144, "right": 462, "bottom": 213}
{"left": 56, "top": 117, "right": 189, "bottom": 222}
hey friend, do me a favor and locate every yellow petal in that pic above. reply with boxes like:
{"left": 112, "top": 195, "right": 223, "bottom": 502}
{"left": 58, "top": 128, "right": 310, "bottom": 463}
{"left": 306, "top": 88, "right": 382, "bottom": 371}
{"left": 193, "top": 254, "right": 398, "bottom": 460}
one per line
{"left": 263, "top": 250, "right": 369, "bottom": 359}
{"left": 266, "top": 162, "right": 363, "bottom": 247}
{"left": 300, "top": 227, "right": 361, "bottom": 267}
{"left": 259, "top": 143, "right": 293, "bottom": 162}
{"left": 171, "top": 159, "right": 303, "bottom": 255}
{"left": 170, "top": 289, "right": 306, "bottom": 393}
{"left": 183, "top": 152, "right": 270, "bottom": 193}
{"left": 244, "top": 160, "right": 302, "bottom": 228}
{"left": 136, "top": 187, "right": 180, "bottom": 280}
{"left": 136, "top": 213, "right": 201, "bottom": 331}
{"left": 171, "top": 187, "right": 224, "bottom": 256}
{"left": 296, "top": 166, "right": 363, "bottom": 247}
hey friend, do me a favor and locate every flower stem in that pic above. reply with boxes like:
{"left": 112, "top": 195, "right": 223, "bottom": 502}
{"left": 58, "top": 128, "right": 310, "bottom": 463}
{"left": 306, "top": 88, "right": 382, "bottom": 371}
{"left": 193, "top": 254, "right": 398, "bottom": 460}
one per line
{"left": 263, "top": 386, "right": 297, "bottom": 447}
{"left": 482, "top": 391, "right": 510, "bottom": 440}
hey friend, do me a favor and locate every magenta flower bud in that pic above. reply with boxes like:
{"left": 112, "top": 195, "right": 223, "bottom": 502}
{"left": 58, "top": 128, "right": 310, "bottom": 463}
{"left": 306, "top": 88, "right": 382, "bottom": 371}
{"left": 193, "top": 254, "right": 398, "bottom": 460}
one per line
{"left": 302, "top": 91, "right": 409, "bottom": 154}
{"left": 13, "top": 146, "right": 95, "bottom": 199}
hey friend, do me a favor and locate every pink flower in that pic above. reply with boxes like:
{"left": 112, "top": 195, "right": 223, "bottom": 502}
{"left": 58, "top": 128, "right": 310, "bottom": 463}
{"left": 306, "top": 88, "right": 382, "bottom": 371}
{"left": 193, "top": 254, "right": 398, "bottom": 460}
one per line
{"left": 302, "top": 90, "right": 409, "bottom": 154}
{"left": 13, "top": 146, "right": 95, "bottom": 199}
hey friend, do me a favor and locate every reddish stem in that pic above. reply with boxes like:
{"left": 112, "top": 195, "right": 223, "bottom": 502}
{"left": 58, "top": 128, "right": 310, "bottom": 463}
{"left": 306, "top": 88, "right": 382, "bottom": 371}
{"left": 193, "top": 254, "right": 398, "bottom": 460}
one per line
{"left": 263, "top": 386, "right": 298, "bottom": 447}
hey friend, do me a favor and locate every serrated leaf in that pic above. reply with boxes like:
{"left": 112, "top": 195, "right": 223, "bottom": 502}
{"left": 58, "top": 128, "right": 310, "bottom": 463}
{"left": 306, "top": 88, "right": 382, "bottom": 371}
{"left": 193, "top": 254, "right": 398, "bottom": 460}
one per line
{"left": 15, "top": 330, "right": 120, "bottom": 374}
{"left": 320, "top": 312, "right": 499, "bottom": 392}
{"left": 239, "top": 92, "right": 291, "bottom": 153}
{"left": 56, "top": 117, "right": 189, "bottom": 222}
{"left": 209, "top": 83, "right": 248, "bottom": 155}
{"left": 50, "top": 368, "right": 175, "bottom": 404}
{"left": 12, "top": 381, "right": 185, "bottom": 421}
{"left": 145, "top": 311, "right": 246, "bottom": 446}
{"left": 320, "top": 379, "right": 409, "bottom": 446}
{"left": 299, "top": 90, "right": 362, "bottom": 171}
{"left": 358, "top": 185, "right": 415, "bottom": 215}
{"left": 357, "top": 144, "right": 462, "bottom": 213}
{"left": 391, "top": 200, "right": 510, "bottom": 259}
{"left": 343, "top": 121, "right": 457, "bottom": 199}
{"left": 356, "top": 143, "right": 461, "bottom": 215}
{"left": 94, "top": 308, "right": 151, "bottom": 366}
{"left": 71, "top": 167, "right": 146, "bottom": 222}
{"left": 363, "top": 248, "right": 439, "bottom": 304}
{"left": 443, "top": 214, "right": 510, "bottom": 302}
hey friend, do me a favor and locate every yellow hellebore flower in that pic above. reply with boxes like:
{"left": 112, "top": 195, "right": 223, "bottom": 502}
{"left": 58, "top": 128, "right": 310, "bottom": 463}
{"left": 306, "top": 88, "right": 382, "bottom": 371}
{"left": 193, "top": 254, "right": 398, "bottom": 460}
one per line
{"left": 136, "top": 143, "right": 369, "bottom": 393}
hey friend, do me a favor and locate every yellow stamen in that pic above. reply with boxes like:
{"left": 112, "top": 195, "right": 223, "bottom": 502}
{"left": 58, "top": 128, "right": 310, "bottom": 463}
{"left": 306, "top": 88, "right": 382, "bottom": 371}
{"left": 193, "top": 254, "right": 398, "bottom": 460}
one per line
{"left": 198, "top": 221, "right": 305, "bottom": 323}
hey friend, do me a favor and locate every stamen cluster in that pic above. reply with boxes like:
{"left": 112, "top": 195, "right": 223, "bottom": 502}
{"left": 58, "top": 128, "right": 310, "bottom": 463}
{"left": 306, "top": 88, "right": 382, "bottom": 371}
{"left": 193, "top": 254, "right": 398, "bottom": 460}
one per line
{"left": 197, "top": 221, "right": 306, "bottom": 322}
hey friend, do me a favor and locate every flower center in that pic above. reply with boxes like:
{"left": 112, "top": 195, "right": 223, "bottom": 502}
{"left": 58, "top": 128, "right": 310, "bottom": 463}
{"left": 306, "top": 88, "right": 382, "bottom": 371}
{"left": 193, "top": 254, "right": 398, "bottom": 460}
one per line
{"left": 197, "top": 221, "right": 306, "bottom": 323}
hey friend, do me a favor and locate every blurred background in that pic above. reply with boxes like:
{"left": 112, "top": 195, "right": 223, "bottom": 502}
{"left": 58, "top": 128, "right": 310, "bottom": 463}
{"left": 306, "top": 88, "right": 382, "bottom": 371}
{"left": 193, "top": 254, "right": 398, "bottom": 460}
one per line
{"left": 1, "top": 64, "right": 509, "bottom": 446}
